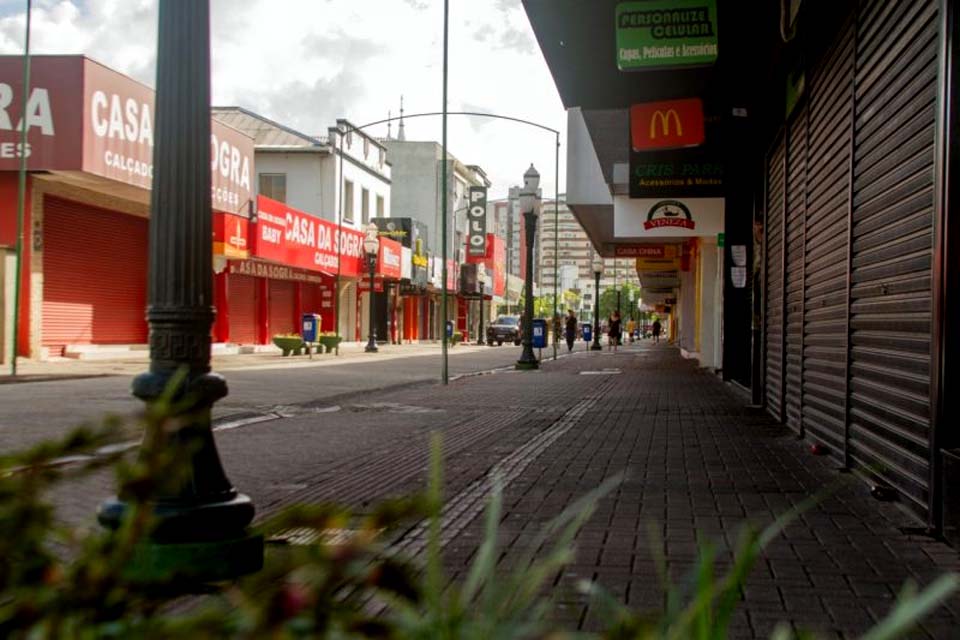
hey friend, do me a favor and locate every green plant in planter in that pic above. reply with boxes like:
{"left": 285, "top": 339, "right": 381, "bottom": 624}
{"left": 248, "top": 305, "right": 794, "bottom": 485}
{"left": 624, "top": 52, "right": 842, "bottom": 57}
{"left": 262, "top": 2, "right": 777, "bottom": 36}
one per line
{"left": 272, "top": 334, "right": 304, "bottom": 356}
{"left": 318, "top": 332, "right": 342, "bottom": 354}
{"left": 450, "top": 331, "right": 463, "bottom": 346}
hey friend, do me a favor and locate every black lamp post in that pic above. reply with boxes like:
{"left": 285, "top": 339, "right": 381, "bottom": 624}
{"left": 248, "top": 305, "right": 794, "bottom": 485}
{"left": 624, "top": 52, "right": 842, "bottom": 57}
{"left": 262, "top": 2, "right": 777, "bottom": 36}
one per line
{"left": 516, "top": 164, "right": 541, "bottom": 370}
{"left": 364, "top": 223, "right": 379, "bottom": 353}
{"left": 591, "top": 255, "right": 604, "bottom": 351}
{"left": 476, "top": 264, "right": 486, "bottom": 345}
{"left": 97, "top": 0, "right": 261, "bottom": 582}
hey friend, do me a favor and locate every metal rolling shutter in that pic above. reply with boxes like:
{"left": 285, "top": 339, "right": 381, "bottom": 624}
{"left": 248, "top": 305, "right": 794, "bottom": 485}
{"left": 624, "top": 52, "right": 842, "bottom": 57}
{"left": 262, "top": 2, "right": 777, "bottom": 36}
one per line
{"left": 228, "top": 274, "right": 257, "bottom": 344}
{"left": 42, "top": 196, "right": 148, "bottom": 355}
{"left": 269, "top": 279, "right": 296, "bottom": 336}
{"left": 764, "top": 138, "right": 786, "bottom": 420}
{"left": 848, "top": 0, "right": 938, "bottom": 516}
{"left": 801, "top": 22, "right": 854, "bottom": 454}
{"left": 784, "top": 109, "right": 807, "bottom": 434}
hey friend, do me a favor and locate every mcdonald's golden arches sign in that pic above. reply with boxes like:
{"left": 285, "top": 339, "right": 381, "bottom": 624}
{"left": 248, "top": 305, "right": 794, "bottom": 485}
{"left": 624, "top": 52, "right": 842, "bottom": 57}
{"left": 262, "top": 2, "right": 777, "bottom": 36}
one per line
{"left": 630, "top": 98, "right": 705, "bottom": 151}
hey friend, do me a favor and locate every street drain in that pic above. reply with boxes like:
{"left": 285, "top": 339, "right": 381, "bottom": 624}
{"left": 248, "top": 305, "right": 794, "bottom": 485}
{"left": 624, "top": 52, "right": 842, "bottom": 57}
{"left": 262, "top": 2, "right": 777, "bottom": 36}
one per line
{"left": 580, "top": 369, "right": 622, "bottom": 375}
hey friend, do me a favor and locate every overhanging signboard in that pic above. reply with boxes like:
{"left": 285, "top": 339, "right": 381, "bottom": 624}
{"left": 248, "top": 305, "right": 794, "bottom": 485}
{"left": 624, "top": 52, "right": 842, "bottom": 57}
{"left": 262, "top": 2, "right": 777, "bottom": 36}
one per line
{"left": 629, "top": 98, "right": 722, "bottom": 199}
{"left": 467, "top": 186, "right": 487, "bottom": 257}
{"left": 616, "top": 0, "right": 719, "bottom": 71}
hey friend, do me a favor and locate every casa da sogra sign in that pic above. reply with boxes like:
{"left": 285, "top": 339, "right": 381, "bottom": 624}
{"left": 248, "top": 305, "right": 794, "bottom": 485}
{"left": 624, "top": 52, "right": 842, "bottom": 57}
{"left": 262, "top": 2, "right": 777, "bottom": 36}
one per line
{"left": 0, "top": 55, "right": 253, "bottom": 214}
{"left": 614, "top": 197, "right": 724, "bottom": 239}
{"left": 616, "top": 0, "right": 719, "bottom": 71}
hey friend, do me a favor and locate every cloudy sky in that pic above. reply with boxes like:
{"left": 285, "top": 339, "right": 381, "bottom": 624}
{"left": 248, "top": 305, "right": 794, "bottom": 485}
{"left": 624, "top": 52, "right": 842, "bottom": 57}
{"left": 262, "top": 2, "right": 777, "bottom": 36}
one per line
{"left": 0, "top": 0, "right": 567, "bottom": 199}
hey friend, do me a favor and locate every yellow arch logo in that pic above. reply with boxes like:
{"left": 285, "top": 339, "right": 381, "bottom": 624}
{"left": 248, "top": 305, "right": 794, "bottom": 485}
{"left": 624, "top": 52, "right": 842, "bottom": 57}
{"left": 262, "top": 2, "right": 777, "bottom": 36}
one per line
{"left": 649, "top": 109, "right": 683, "bottom": 139}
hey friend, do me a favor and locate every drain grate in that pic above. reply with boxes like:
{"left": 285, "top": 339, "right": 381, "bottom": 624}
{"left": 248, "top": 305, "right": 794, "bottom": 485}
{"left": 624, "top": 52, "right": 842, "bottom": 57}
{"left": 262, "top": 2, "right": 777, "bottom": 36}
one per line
{"left": 580, "top": 369, "right": 622, "bottom": 376}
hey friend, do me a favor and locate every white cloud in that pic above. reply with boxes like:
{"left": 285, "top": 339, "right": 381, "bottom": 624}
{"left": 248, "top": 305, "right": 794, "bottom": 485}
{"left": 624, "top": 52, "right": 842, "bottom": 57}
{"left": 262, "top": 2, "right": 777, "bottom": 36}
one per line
{"left": 0, "top": 0, "right": 566, "bottom": 199}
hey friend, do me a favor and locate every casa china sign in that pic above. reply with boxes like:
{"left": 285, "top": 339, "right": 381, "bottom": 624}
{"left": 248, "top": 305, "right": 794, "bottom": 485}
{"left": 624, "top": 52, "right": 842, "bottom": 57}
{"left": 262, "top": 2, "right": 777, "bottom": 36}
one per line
{"left": 0, "top": 55, "right": 253, "bottom": 213}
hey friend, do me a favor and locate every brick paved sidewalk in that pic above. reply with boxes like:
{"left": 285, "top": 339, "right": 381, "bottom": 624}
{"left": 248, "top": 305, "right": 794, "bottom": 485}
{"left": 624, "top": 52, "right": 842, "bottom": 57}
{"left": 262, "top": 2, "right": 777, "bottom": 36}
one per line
{"left": 422, "top": 346, "right": 960, "bottom": 639}
{"left": 43, "top": 343, "right": 960, "bottom": 638}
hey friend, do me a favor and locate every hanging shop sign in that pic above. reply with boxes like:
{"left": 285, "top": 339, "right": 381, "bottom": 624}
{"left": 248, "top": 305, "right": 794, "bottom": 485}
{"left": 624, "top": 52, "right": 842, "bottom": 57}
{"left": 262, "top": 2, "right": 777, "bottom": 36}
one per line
{"left": 614, "top": 196, "right": 724, "bottom": 238}
{"left": 636, "top": 255, "right": 682, "bottom": 272}
{"left": 213, "top": 212, "right": 250, "bottom": 259}
{"left": 615, "top": 0, "right": 718, "bottom": 71}
{"left": 628, "top": 96, "right": 722, "bottom": 199}
{"left": 378, "top": 237, "right": 403, "bottom": 280}
{"left": 465, "top": 233, "right": 506, "bottom": 298}
{"left": 467, "top": 186, "right": 488, "bottom": 257}
{"left": 614, "top": 244, "right": 676, "bottom": 258}
{"left": 400, "top": 246, "right": 413, "bottom": 280}
{"left": 631, "top": 98, "right": 704, "bottom": 151}
{"left": 0, "top": 56, "right": 254, "bottom": 213}
{"left": 252, "top": 195, "right": 364, "bottom": 277}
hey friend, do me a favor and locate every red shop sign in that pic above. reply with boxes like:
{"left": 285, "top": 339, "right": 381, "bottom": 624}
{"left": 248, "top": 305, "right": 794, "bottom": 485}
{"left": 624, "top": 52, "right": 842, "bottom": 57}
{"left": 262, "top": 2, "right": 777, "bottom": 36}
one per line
{"left": 378, "top": 237, "right": 403, "bottom": 279}
{"left": 252, "top": 195, "right": 364, "bottom": 277}
{"left": 213, "top": 211, "right": 249, "bottom": 259}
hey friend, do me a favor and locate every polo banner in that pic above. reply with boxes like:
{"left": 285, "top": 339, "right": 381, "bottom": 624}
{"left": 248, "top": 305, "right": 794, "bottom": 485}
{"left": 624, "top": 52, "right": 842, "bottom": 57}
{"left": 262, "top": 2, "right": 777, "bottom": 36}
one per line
{"left": 631, "top": 98, "right": 704, "bottom": 151}
{"left": 616, "top": 0, "right": 719, "bottom": 71}
{"left": 252, "top": 195, "right": 364, "bottom": 277}
{"left": 467, "top": 186, "right": 488, "bottom": 257}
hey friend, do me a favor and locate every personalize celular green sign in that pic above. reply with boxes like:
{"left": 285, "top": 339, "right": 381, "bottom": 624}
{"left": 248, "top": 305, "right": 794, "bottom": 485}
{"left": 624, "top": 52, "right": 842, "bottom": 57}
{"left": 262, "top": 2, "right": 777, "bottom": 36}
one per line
{"left": 616, "top": 0, "right": 719, "bottom": 70}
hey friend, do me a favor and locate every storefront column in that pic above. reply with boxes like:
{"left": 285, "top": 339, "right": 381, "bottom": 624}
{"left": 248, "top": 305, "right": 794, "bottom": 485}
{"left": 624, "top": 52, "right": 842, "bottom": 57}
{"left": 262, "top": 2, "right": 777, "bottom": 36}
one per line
{"left": 256, "top": 278, "right": 269, "bottom": 344}
{"left": 214, "top": 270, "right": 229, "bottom": 343}
{"left": 698, "top": 238, "right": 722, "bottom": 370}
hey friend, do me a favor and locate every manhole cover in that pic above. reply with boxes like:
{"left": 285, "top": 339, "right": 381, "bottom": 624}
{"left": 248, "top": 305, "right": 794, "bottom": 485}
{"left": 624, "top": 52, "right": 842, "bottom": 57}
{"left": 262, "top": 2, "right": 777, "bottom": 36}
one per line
{"left": 580, "top": 369, "right": 622, "bottom": 375}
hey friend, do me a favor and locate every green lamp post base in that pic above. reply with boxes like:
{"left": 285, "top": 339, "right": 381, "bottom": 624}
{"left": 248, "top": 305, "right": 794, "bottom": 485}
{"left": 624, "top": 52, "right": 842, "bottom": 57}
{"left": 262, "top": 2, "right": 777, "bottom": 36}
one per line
{"left": 121, "top": 533, "right": 263, "bottom": 584}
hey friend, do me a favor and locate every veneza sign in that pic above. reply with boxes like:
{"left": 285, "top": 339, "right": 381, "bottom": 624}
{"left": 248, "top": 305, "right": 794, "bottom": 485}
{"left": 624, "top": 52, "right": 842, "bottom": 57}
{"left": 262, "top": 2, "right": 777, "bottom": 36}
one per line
{"left": 0, "top": 55, "right": 253, "bottom": 213}
{"left": 616, "top": 0, "right": 718, "bottom": 70}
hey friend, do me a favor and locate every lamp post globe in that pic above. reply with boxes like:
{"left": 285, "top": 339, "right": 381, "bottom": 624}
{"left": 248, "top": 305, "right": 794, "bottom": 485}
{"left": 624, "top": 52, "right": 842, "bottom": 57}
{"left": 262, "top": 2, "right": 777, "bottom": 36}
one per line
{"left": 364, "top": 223, "right": 380, "bottom": 353}
{"left": 591, "top": 255, "right": 604, "bottom": 351}
{"left": 516, "top": 164, "right": 541, "bottom": 370}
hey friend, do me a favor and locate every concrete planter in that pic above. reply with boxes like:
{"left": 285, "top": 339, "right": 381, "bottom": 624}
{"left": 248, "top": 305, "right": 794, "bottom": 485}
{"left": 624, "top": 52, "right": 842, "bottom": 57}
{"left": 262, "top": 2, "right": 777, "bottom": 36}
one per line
{"left": 272, "top": 336, "right": 304, "bottom": 357}
{"left": 318, "top": 335, "right": 342, "bottom": 353}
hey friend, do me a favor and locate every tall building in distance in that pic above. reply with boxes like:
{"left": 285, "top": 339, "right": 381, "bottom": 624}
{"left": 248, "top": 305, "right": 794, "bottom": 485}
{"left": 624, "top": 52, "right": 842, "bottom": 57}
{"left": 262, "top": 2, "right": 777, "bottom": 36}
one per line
{"left": 537, "top": 196, "right": 639, "bottom": 318}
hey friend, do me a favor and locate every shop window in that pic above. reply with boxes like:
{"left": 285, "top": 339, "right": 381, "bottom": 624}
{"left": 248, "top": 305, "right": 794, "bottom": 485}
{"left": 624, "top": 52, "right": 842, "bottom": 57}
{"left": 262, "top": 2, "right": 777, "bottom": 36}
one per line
{"left": 259, "top": 173, "right": 286, "bottom": 203}
{"left": 343, "top": 180, "right": 355, "bottom": 222}
{"left": 376, "top": 195, "right": 385, "bottom": 217}
{"left": 361, "top": 188, "right": 370, "bottom": 224}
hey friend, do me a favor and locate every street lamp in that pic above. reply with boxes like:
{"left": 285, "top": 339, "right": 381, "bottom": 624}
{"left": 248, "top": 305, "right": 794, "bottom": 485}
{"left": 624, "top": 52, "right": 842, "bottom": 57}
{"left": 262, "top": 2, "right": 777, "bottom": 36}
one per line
{"left": 591, "top": 254, "right": 604, "bottom": 351}
{"left": 516, "top": 164, "right": 541, "bottom": 370}
{"left": 364, "top": 223, "right": 380, "bottom": 353}
{"left": 97, "top": 0, "right": 260, "bottom": 581}
{"left": 476, "top": 264, "right": 486, "bottom": 345}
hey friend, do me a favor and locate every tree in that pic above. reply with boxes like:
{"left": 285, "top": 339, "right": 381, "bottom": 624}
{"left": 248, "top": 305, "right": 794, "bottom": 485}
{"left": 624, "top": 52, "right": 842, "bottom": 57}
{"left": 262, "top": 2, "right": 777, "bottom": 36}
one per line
{"left": 597, "top": 282, "right": 641, "bottom": 322}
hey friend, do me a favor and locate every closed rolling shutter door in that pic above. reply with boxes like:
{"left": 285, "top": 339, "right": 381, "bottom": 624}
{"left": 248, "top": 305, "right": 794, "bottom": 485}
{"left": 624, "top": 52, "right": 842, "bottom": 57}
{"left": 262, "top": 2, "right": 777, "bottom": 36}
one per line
{"left": 849, "top": 0, "right": 937, "bottom": 516}
{"left": 228, "top": 274, "right": 257, "bottom": 344}
{"left": 801, "top": 22, "right": 853, "bottom": 454}
{"left": 784, "top": 110, "right": 807, "bottom": 434}
{"left": 765, "top": 138, "right": 786, "bottom": 420}
{"left": 269, "top": 279, "right": 296, "bottom": 336}
{"left": 42, "top": 197, "right": 148, "bottom": 354}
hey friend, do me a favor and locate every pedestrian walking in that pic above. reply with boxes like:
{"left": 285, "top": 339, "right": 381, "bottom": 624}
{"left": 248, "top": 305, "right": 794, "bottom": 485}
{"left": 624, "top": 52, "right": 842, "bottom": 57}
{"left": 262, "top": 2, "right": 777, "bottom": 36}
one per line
{"left": 608, "top": 311, "right": 622, "bottom": 352}
{"left": 626, "top": 318, "right": 636, "bottom": 344}
{"left": 565, "top": 309, "right": 578, "bottom": 352}
{"left": 652, "top": 318, "right": 662, "bottom": 344}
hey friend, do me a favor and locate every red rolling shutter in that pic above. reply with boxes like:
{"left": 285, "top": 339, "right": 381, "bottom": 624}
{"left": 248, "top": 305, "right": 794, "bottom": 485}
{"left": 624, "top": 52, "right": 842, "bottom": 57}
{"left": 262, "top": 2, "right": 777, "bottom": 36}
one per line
{"left": 42, "top": 196, "right": 148, "bottom": 355}
{"left": 228, "top": 274, "right": 258, "bottom": 344}
{"left": 269, "top": 279, "right": 296, "bottom": 336}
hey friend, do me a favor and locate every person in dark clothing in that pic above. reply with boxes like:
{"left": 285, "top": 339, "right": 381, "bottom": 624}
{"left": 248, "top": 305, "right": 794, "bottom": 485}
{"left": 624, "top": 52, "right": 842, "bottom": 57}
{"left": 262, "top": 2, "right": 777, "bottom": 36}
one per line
{"left": 564, "top": 309, "right": 578, "bottom": 352}
{"left": 652, "top": 319, "right": 662, "bottom": 343}
{"left": 608, "top": 311, "right": 622, "bottom": 352}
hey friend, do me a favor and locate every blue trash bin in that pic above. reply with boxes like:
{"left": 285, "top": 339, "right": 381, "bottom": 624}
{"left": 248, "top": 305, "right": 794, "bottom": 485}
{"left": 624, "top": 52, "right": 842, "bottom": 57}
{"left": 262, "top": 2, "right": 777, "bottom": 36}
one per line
{"left": 532, "top": 318, "right": 547, "bottom": 349}
{"left": 301, "top": 313, "right": 320, "bottom": 343}
{"left": 582, "top": 322, "right": 592, "bottom": 343}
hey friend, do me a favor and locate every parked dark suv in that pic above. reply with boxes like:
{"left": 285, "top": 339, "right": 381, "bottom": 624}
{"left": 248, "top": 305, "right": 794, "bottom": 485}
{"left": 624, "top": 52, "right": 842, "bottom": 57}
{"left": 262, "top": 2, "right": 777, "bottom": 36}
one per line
{"left": 486, "top": 315, "right": 522, "bottom": 346}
